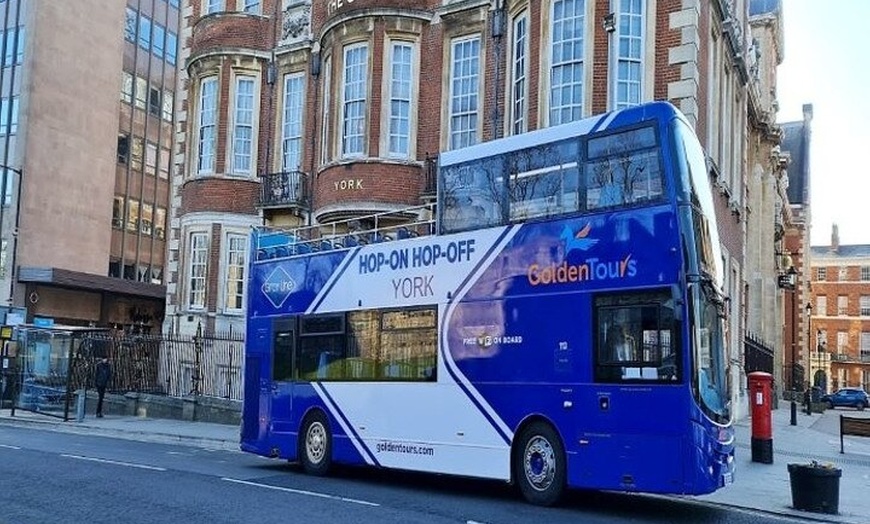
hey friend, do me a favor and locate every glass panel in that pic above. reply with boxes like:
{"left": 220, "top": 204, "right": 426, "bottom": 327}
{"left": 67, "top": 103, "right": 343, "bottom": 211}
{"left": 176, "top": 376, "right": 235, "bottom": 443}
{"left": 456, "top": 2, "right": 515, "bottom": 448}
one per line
{"left": 449, "top": 37, "right": 480, "bottom": 149}
{"left": 506, "top": 139, "right": 579, "bottom": 220}
{"left": 441, "top": 156, "right": 504, "bottom": 233}
{"left": 282, "top": 74, "right": 305, "bottom": 171}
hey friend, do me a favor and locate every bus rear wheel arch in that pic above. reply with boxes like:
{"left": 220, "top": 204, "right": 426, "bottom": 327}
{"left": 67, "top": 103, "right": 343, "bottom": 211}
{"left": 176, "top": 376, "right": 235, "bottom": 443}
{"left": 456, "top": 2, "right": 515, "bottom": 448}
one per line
{"left": 299, "top": 409, "right": 332, "bottom": 476}
{"left": 512, "top": 419, "right": 566, "bottom": 506}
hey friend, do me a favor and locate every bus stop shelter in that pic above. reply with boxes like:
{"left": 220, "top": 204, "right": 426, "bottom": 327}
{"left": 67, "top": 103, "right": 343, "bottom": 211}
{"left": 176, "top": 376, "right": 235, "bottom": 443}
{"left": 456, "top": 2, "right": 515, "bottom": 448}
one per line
{"left": 5, "top": 325, "right": 110, "bottom": 421}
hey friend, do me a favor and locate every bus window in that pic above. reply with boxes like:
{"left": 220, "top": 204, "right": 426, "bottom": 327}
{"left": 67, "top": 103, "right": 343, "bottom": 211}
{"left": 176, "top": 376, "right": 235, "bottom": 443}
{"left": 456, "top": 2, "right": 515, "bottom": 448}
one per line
{"left": 441, "top": 157, "right": 504, "bottom": 233}
{"left": 505, "top": 139, "right": 580, "bottom": 221}
{"left": 272, "top": 318, "right": 296, "bottom": 382}
{"left": 296, "top": 314, "right": 346, "bottom": 381}
{"left": 594, "top": 290, "right": 680, "bottom": 383}
{"left": 273, "top": 329, "right": 294, "bottom": 382}
{"left": 585, "top": 125, "right": 663, "bottom": 211}
{"left": 380, "top": 308, "right": 437, "bottom": 381}
{"left": 346, "top": 310, "right": 380, "bottom": 379}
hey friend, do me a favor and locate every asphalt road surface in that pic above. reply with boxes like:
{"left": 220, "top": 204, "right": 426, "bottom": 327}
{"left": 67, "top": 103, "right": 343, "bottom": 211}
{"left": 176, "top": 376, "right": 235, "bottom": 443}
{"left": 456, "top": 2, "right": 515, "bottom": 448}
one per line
{"left": 0, "top": 424, "right": 809, "bottom": 524}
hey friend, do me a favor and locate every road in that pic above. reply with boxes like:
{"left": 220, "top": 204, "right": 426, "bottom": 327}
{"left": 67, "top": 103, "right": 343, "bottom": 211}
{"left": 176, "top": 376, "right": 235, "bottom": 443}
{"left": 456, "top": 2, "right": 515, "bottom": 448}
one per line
{"left": 0, "top": 424, "right": 809, "bottom": 524}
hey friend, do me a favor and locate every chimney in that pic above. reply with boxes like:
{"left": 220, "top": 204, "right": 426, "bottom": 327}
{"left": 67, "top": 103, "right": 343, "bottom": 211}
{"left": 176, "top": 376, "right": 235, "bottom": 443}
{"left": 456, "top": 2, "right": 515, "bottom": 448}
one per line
{"left": 831, "top": 224, "right": 839, "bottom": 253}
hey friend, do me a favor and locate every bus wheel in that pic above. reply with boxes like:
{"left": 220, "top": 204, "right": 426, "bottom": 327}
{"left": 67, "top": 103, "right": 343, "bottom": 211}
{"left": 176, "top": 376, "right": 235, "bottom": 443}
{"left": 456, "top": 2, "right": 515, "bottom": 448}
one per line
{"left": 300, "top": 410, "right": 332, "bottom": 476}
{"left": 514, "top": 422, "right": 566, "bottom": 506}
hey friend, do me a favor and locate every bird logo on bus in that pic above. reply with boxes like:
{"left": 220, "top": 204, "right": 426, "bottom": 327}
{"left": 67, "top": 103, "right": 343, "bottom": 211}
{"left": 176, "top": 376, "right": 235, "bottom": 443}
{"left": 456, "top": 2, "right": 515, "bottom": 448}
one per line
{"left": 560, "top": 223, "right": 599, "bottom": 254}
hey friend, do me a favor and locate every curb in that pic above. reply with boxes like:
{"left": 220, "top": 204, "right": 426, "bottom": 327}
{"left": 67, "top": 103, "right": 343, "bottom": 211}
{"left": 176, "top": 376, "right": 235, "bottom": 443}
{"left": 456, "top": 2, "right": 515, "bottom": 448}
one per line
{"left": 0, "top": 415, "right": 240, "bottom": 453}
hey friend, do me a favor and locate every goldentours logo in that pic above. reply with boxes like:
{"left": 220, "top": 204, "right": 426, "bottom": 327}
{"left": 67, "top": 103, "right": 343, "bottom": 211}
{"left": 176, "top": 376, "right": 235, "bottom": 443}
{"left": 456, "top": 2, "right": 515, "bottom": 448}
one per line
{"left": 526, "top": 223, "right": 637, "bottom": 286}
{"left": 262, "top": 266, "right": 296, "bottom": 308}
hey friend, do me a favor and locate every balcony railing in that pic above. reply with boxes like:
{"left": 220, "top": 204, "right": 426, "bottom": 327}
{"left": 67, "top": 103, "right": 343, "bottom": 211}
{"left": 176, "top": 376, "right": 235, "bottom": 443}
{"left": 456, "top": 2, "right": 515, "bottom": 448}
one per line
{"left": 254, "top": 202, "right": 437, "bottom": 261}
{"left": 259, "top": 171, "right": 309, "bottom": 210}
{"left": 421, "top": 154, "right": 437, "bottom": 200}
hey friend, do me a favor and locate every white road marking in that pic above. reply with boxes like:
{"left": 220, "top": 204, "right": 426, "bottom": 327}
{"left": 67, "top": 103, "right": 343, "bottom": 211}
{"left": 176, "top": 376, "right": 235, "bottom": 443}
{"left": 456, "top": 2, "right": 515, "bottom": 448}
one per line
{"left": 60, "top": 454, "right": 167, "bottom": 471}
{"left": 0, "top": 443, "right": 21, "bottom": 450}
{"left": 222, "top": 477, "right": 380, "bottom": 507}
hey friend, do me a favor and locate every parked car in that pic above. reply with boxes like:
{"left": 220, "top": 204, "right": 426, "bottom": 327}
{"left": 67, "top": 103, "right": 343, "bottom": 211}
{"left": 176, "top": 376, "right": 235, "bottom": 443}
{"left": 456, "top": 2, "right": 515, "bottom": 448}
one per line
{"left": 820, "top": 388, "right": 869, "bottom": 410}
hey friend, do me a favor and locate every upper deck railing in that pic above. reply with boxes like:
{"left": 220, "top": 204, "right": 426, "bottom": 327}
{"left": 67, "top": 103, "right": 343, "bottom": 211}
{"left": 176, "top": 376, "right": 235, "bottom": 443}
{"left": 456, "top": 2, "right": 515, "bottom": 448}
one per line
{"left": 254, "top": 203, "right": 437, "bottom": 262}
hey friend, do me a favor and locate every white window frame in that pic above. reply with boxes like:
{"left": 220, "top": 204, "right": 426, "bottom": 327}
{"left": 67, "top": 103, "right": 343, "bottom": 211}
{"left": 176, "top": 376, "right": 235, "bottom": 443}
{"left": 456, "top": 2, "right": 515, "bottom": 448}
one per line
{"left": 838, "top": 295, "right": 848, "bottom": 316}
{"left": 205, "top": 0, "right": 222, "bottom": 15}
{"left": 223, "top": 233, "right": 248, "bottom": 313}
{"left": 341, "top": 43, "right": 368, "bottom": 158}
{"left": 231, "top": 74, "right": 257, "bottom": 175}
{"left": 385, "top": 40, "right": 415, "bottom": 158}
{"left": 509, "top": 11, "right": 529, "bottom": 135}
{"left": 187, "top": 232, "right": 209, "bottom": 310}
{"left": 448, "top": 35, "right": 481, "bottom": 150}
{"left": 837, "top": 331, "right": 848, "bottom": 354}
{"left": 549, "top": 0, "right": 585, "bottom": 126}
{"left": 860, "top": 296, "right": 870, "bottom": 317}
{"left": 817, "top": 267, "right": 827, "bottom": 281}
{"left": 321, "top": 55, "right": 332, "bottom": 164}
{"left": 612, "top": 0, "right": 644, "bottom": 110}
{"left": 862, "top": 266, "right": 870, "bottom": 281}
{"left": 281, "top": 73, "right": 305, "bottom": 172}
{"left": 816, "top": 295, "right": 827, "bottom": 317}
{"left": 196, "top": 77, "right": 218, "bottom": 175}
{"left": 839, "top": 266, "right": 849, "bottom": 281}
{"left": 243, "top": 0, "right": 260, "bottom": 14}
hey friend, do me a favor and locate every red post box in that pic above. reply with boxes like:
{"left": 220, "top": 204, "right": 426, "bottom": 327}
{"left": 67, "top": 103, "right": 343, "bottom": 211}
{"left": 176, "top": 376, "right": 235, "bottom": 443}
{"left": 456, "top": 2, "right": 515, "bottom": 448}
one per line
{"left": 748, "top": 371, "right": 774, "bottom": 464}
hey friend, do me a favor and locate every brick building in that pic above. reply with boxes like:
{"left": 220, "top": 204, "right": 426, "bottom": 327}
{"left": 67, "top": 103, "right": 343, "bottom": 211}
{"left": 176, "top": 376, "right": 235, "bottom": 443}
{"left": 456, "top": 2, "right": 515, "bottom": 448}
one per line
{"left": 778, "top": 104, "right": 813, "bottom": 394}
{"left": 166, "top": 0, "right": 767, "bottom": 415}
{"left": 809, "top": 226, "right": 870, "bottom": 393}
{"left": 0, "top": 1, "right": 179, "bottom": 330}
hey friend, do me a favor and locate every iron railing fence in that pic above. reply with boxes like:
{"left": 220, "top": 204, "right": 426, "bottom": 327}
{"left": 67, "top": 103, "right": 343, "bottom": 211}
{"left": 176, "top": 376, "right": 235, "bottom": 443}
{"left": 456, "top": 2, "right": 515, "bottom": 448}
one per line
{"left": 68, "top": 329, "right": 246, "bottom": 401}
{"left": 744, "top": 333, "right": 774, "bottom": 375}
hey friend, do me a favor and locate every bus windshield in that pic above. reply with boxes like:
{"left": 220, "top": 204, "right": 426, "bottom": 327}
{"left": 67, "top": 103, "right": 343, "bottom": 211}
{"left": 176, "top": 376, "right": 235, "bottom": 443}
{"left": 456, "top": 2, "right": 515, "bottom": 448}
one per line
{"left": 695, "top": 281, "right": 730, "bottom": 422}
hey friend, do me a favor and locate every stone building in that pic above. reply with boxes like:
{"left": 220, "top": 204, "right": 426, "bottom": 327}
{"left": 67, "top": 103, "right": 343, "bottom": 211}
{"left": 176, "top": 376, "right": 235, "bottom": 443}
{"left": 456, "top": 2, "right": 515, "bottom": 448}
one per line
{"left": 0, "top": 0, "right": 179, "bottom": 330}
{"left": 166, "top": 0, "right": 760, "bottom": 419}
{"left": 809, "top": 226, "right": 870, "bottom": 393}
{"left": 744, "top": 0, "right": 788, "bottom": 397}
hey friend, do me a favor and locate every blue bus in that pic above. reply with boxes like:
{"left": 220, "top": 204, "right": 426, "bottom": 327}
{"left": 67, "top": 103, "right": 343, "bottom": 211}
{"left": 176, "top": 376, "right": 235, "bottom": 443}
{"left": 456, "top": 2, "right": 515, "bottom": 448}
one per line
{"left": 241, "top": 101, "right": 734, "bottom": 505}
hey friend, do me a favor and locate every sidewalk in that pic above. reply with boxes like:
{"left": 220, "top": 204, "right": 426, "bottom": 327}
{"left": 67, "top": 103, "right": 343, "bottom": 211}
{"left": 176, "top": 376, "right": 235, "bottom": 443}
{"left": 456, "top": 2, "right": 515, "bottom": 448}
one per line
{"left": 696, "top": 405, "right": 870, "bottom": 523}
{"left": 0, "top": 408, "right": 239, "bottom": 452}
{"left": 2, "top": 405, "right": 870, "bottom": 521}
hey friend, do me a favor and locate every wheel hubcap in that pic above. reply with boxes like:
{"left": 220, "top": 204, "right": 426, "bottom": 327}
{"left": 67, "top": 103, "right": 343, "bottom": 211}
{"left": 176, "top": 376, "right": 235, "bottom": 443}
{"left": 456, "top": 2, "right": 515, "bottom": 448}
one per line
{"left": 524, "top": 435, "right": 555, "bottom": 491}
{"left": 306, "top": 421, "right": 326, "bottom": 464}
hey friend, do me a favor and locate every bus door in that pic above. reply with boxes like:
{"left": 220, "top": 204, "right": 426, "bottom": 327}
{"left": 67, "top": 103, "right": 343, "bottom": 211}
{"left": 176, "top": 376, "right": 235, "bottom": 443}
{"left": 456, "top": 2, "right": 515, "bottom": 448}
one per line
{"left": 270, "top": 317, "right": 296, "bottom": 434}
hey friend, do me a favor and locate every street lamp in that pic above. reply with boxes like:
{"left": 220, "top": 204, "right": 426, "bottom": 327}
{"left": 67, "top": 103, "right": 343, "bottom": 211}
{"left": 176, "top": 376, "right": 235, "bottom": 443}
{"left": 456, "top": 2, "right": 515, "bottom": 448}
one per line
{"left": 776, "top": 265, "right": 798, "bottom": 426}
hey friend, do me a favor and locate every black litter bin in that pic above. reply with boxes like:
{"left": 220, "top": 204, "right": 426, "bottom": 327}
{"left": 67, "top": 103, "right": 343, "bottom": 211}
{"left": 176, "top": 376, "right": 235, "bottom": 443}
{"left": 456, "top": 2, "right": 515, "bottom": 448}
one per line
{"left": 787, "top": 463, "right": 841, "bottom": 514}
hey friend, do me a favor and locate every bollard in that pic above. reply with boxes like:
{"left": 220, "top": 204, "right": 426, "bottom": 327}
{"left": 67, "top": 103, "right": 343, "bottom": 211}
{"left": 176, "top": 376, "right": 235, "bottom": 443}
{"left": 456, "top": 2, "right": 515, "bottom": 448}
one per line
{"left": 75, "top": 389, "right": 86, "bottom": 422}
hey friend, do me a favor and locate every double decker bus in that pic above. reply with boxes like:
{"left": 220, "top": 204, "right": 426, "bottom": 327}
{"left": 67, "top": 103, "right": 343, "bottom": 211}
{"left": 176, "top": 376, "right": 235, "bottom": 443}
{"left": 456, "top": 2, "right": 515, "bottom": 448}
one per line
{"left": 241, "top": 101, "right": 734, "bottom": 505}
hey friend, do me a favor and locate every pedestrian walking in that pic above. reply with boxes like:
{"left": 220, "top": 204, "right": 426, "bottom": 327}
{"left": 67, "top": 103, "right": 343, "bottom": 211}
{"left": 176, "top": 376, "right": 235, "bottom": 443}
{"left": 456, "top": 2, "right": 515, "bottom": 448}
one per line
{"left": 95, "top": 357, "right": 111, "bottom": 418}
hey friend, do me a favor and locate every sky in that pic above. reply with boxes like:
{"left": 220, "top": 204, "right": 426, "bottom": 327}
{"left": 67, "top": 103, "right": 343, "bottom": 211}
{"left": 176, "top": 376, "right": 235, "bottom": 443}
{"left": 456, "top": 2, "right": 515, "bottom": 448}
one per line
{"left": 776, "top": 0, "right": 870, "bottom": 247}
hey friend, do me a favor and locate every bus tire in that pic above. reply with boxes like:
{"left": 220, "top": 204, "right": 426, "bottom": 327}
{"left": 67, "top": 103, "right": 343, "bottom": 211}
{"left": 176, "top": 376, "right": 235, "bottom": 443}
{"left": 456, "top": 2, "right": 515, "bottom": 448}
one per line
{"left": 514, "top": 421, "right": 566, "bottom": 506}
{"left": 300, "top": 410, "right": 332, "bottom": 476}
